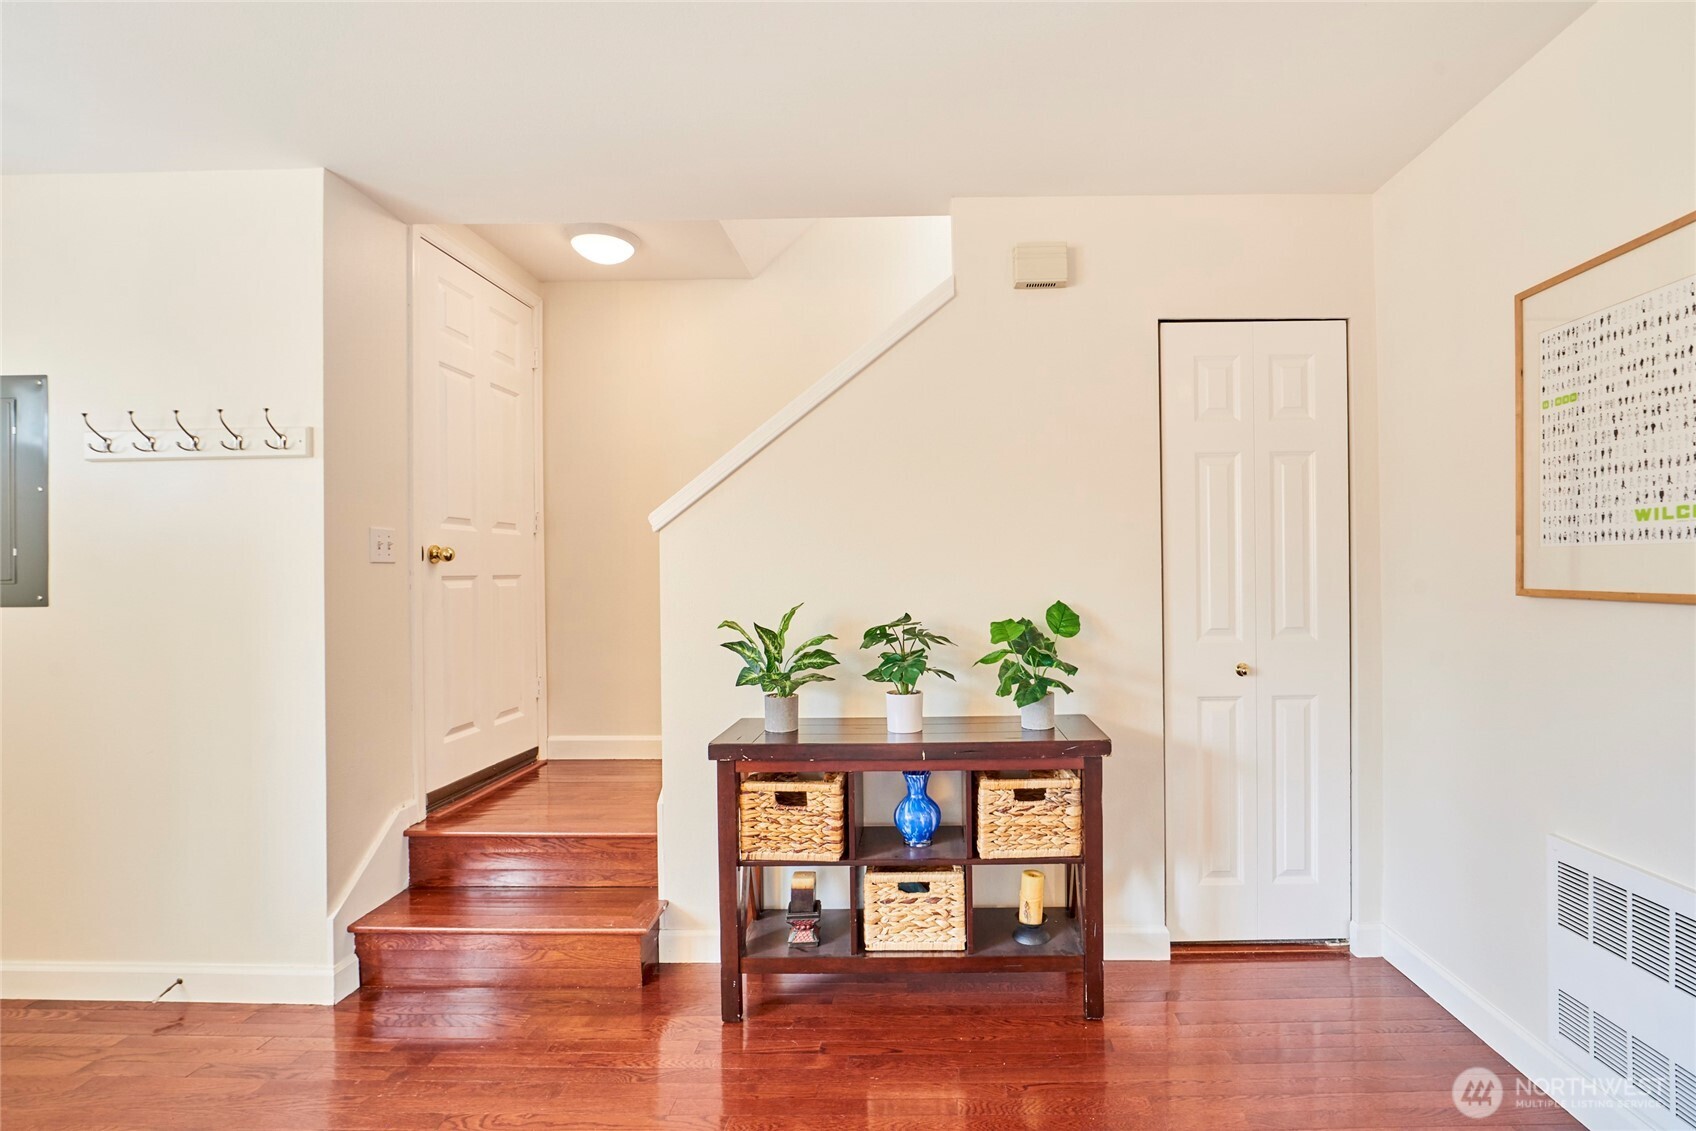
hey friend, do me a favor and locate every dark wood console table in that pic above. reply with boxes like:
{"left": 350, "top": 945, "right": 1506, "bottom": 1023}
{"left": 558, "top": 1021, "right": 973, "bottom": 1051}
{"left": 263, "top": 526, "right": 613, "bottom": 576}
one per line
{"left": 709, "top": 714, "right": 1111, "bottom": 1022}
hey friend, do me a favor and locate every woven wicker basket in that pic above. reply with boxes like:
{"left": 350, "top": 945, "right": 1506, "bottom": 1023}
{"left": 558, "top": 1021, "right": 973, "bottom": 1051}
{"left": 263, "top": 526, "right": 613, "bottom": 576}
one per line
{"left": 862, "top": 867, "right": 966, "bottom": 952}
{"left": 737, "top": 773, "right": 845, "bottom": 861}
{"left": 975, "top": 770, "right": 1082, "bottom": 859}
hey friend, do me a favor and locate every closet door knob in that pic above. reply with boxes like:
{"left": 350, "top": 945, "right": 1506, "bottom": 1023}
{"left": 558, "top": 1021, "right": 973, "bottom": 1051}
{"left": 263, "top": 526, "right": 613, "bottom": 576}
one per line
{"left": 1234, "top": 663, "right": 1251, "bottom": 677}
{"left": 425, "top": 544, "right": 456, "bottom": 564}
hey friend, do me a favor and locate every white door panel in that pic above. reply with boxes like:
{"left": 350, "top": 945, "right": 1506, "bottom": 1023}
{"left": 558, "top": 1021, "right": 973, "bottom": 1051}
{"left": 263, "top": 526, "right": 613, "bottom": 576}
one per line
{"left": 415, "top": 241, "right": 540, "bottom": 791}
{"left": 1164, "top": 320, "right": 1350, "bottom": 942}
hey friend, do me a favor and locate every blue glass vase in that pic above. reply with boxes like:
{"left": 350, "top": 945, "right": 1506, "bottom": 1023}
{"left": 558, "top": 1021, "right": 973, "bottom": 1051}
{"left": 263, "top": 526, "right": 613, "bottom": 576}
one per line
{"left": 893, "top": 770, "right": 941, "bottom": 848}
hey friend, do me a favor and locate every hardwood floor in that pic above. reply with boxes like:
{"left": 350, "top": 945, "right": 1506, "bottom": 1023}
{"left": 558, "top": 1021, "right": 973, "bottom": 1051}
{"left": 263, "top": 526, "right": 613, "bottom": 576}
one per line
{"left": 1, "top": 957, "right": 1580, "bottom": 1129}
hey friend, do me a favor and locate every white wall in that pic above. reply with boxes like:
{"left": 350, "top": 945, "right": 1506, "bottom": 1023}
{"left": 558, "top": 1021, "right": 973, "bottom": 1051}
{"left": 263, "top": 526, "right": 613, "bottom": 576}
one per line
{"left": 0, "top": 171, "right": 334, "bottom": 1001}
{"left": 1372, "top": 0, "right": 1695, "bottom": 1062}
{"left": 322, "top": 172, "right": 412, "bottom": 978}
{"left": 545, "top": 217, "right": 952, "bottom": 750}
{"left": 656, "top": 195, "right": 1380, "bottom": 959}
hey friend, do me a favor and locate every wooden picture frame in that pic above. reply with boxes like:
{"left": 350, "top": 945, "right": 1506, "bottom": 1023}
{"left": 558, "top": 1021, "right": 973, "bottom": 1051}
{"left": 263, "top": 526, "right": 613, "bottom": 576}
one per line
{"left": 1515, "top": 211, "right": 1696, "bottom": 604}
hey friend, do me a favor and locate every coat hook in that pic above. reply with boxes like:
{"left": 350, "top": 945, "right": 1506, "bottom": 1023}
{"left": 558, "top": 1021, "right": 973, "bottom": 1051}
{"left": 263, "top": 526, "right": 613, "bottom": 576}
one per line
{"left": 82, "top": 413, "right": 116, "bottom": 453}
{"left": 263, "top": 407, "right": 289, "bottom": 451}
{"left": 128, "top": 411, "right": 159, "bottom": 453}
{"left": 173, "top": 410, "right": 203, "bottom": 452}
{"left": 216, "top": 409, "right": 246, "bottom": 452}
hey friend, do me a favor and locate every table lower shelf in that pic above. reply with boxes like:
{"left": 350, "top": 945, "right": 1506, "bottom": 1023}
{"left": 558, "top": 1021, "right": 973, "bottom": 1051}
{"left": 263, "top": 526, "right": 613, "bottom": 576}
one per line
{"left": 742, "top": 907, "right": 1083, "bottom": 973}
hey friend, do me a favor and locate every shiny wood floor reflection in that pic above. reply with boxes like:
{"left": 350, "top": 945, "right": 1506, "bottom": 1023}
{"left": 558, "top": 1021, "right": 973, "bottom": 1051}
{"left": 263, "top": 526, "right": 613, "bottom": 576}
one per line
{"left": 2, "top": 958, "right": 1579, "bottom": 1129}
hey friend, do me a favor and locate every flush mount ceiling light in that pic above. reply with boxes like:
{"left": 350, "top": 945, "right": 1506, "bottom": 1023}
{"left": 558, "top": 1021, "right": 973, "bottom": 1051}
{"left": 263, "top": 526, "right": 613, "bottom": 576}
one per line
{"left": 566, "top": 223, "right": 640, "bottom": 266}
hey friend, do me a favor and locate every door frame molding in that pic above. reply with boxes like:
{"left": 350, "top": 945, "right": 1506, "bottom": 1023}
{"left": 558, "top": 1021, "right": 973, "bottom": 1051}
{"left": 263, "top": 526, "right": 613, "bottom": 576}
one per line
{"left": 406, "top": 225, "right": 549, "bottom": 804}
{"left": 1155, "top": 317, "right": 1357, "bottom": 945}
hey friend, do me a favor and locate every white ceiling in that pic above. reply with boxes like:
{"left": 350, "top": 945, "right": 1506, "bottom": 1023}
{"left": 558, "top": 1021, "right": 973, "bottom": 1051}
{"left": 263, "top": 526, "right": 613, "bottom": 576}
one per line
{"left": 1, "top": 2, "right": 1589, "bottom": 222}
{"left": 474, "top": 219, "right": 815, "bottom": 281}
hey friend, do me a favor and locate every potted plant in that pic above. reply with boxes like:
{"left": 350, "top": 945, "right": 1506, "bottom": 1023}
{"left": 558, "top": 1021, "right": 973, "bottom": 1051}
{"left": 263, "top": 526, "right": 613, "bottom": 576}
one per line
{"left": 859, "top": 614, "right": 955, "bottom": 733}
{"left": 718, "top": 604, "right": 840, "bottom": 733}
{"left": 974, "top": 600, "right": 1081, "bottom": 730}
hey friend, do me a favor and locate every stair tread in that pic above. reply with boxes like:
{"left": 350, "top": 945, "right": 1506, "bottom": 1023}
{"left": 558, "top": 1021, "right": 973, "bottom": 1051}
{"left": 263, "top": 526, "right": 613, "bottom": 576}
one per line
{"left": 351, "top": 887, "right": 665, "bottom": 936}
{"left": 410, "top": 759, "right": 659, "bottom": 839}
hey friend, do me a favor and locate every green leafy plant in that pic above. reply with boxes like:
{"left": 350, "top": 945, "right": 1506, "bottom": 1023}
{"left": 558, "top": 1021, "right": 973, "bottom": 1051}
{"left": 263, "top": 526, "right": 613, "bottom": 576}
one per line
{"left": 974, "top": 600, "right": 1081, "bottom": 708}
{"left": 719, "top": 604, "right": 839, "bottom": 698}
{"left": 859, "top": 614, "right": 955, "bottom": 695}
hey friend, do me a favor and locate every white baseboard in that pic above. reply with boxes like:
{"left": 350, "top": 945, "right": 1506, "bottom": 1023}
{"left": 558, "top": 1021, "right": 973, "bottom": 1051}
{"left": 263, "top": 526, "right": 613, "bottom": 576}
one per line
{"left": 0, "top": 960, "right": 340, "bottom": 1005}
{"left": 1381, "top": 925, "right": 1660, "bottom": 1131}
{"left": 1106, "top": 924, "right": 1171, "bottom": 960}
{"left": 548, "top": 734, "right": 661, "bottom": 760}
{"left": 331, "top": 953, "right": 361, "bottom": 1003}
{"left": 1349, "top": 919, "right": 1384, "bottom": 957}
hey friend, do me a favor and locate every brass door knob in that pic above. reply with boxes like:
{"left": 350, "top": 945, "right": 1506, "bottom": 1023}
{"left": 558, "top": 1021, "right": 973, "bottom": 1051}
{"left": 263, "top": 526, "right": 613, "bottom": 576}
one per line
{"left": 424, "top": 544, "right": 456, "bottom": 564}
{"left": 1235, "top": 663, "right": 1251, "bottom": 677}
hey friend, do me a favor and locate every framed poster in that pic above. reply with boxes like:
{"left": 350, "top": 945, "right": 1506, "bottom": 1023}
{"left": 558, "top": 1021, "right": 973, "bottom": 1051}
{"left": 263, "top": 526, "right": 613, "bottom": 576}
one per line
{"left": 1517, "top": 211, "right": 1696, "bottom": 604}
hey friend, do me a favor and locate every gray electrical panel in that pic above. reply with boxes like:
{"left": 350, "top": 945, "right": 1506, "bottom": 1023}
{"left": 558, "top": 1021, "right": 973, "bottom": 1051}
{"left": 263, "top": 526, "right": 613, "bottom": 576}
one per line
{"left": 1, "top": 375, "right": 48, "bottom": 607}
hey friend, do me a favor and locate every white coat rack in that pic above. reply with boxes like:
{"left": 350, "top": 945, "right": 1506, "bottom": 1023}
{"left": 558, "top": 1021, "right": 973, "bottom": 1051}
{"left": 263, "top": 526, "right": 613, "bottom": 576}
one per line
{"left": 82, "top": 409, "right": 311, "bottom": 462}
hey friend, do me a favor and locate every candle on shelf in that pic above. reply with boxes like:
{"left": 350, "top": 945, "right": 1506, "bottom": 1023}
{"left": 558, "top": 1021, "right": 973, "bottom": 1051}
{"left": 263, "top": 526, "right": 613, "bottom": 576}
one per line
{"left": 1018, "top": 869, "right": 1044, "bottom": 926}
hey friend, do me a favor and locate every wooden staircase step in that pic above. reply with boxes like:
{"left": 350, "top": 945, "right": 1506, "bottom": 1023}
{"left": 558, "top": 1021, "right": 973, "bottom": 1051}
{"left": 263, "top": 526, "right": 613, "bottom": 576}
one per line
{"left": 414, "top": 758, "right": 659, "bottom": 838}
{"left": 350, "top": 888, "right": 665, "bottom": 989}
{"left": 407, "top": 832, "right": 657, "bottom": 888}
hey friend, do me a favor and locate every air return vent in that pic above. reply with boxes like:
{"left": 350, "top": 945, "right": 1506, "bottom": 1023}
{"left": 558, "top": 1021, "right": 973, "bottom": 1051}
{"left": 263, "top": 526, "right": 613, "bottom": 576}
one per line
{"left": 1635, "top": 895, "right": 1674, "bottom": 982}
{"left": 1636, "top": 1039, "right": 1673, "bottom": 1110}
{"left": 1549, "top": 836, "right": 1695, "bottom": 1130}
{"left": 1595, "top": 1013, "right": 1630, "bottom": 1077}
{"left": 1676, "top": 1064, "right": 1696, "bottom": 1126}
{"left": 1557, "top": 989, "right": 1589, "bottom": 1052}
{"left": 1594, "top": 877, "right": 1629, "bottom": 959}
{"left": 1557, "top": 862, "right": 1590, "bottom": 938}
{"left": 1676, "top": 913, "right": 1696, "bottom": 999}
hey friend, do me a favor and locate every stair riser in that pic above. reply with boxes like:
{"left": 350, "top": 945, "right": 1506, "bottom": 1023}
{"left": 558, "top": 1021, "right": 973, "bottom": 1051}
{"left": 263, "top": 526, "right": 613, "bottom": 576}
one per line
{"left": 355, "top": 928, "right": 658, "bottom": 989}
{"left": 408, "top": 835, "right": 657, "bottom": 888}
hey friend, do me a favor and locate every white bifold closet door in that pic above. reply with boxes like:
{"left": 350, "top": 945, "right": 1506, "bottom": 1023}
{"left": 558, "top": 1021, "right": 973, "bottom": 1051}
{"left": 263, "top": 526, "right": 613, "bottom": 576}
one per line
{"left": 1161, "top": 320, "right": 1351, "bottom": 942}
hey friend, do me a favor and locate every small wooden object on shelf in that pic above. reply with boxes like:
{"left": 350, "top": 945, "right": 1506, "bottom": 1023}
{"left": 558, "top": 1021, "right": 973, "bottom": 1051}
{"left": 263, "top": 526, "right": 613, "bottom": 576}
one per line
{"left": 711, "top": 714, "right": 1111, "bottom": 1022}
{"left": 785, "top": 871, "right": 821, "bottom": 947}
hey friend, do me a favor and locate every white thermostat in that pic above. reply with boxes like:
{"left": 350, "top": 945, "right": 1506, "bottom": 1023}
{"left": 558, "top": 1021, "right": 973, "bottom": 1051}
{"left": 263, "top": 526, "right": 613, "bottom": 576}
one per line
{"left": 1013, "top": 242, "right": 1069, "bottom": 289}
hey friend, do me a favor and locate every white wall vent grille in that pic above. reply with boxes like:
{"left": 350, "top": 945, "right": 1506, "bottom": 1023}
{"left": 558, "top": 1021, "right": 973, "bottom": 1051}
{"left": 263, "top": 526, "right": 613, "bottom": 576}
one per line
{"left": 1595, "top": 876, "right": 1630, "bottom": 959}
{"left": 1637, "top": 1040, "right": 1673, "bottom": 1109}
{"left": 1558, "top": 862, "right": 1590, "bottom": 937}
{"left": 1676, "top": 913, "right": 1696, "bottom": 999}
{"left": 1557, "top": 989, "right": 1590, "bottom": 1052}
{"left": 1635, "top": 894, "right": 1674, "bottom": 982}
{"left": 1549, "top": 836, "right": 1696, "bottom": 1130}
{"left": 1595, "top": 1012, "right": 1630, "bottom": 1077}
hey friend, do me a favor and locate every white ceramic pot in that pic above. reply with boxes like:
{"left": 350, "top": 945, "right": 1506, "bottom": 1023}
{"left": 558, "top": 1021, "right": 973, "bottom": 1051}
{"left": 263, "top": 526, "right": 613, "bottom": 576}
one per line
{"left": 765, "top": 694, "right": 799, "bottom": 733}
{"left": 1019, "top": 692, "right": 1056, "bottom": 731}
{"left": 886, "top": 690, "right": 924, "bottom": 733}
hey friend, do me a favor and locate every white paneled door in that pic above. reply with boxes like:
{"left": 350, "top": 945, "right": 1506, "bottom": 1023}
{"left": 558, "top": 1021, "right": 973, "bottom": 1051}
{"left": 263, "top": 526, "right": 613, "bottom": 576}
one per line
{"left": 1161, "top": 320, "right": 1350, "bottom": 942}
{"left": 414, "top": 239, "right": 541, "bottom": 791}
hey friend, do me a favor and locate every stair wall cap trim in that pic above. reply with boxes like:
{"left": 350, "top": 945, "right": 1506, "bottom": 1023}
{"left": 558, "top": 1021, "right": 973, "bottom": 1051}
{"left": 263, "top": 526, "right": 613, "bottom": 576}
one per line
{"left": 329, "top": 800, "right": 420, "bottom": 921}
{"left": 647, "top": 274, "right": 956, "bottom": 532}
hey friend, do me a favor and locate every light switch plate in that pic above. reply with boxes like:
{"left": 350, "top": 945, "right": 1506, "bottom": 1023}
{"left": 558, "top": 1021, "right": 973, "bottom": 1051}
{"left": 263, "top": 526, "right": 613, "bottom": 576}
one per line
{"left": 368, "top": 526, "right": 397, "bottom": 563}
